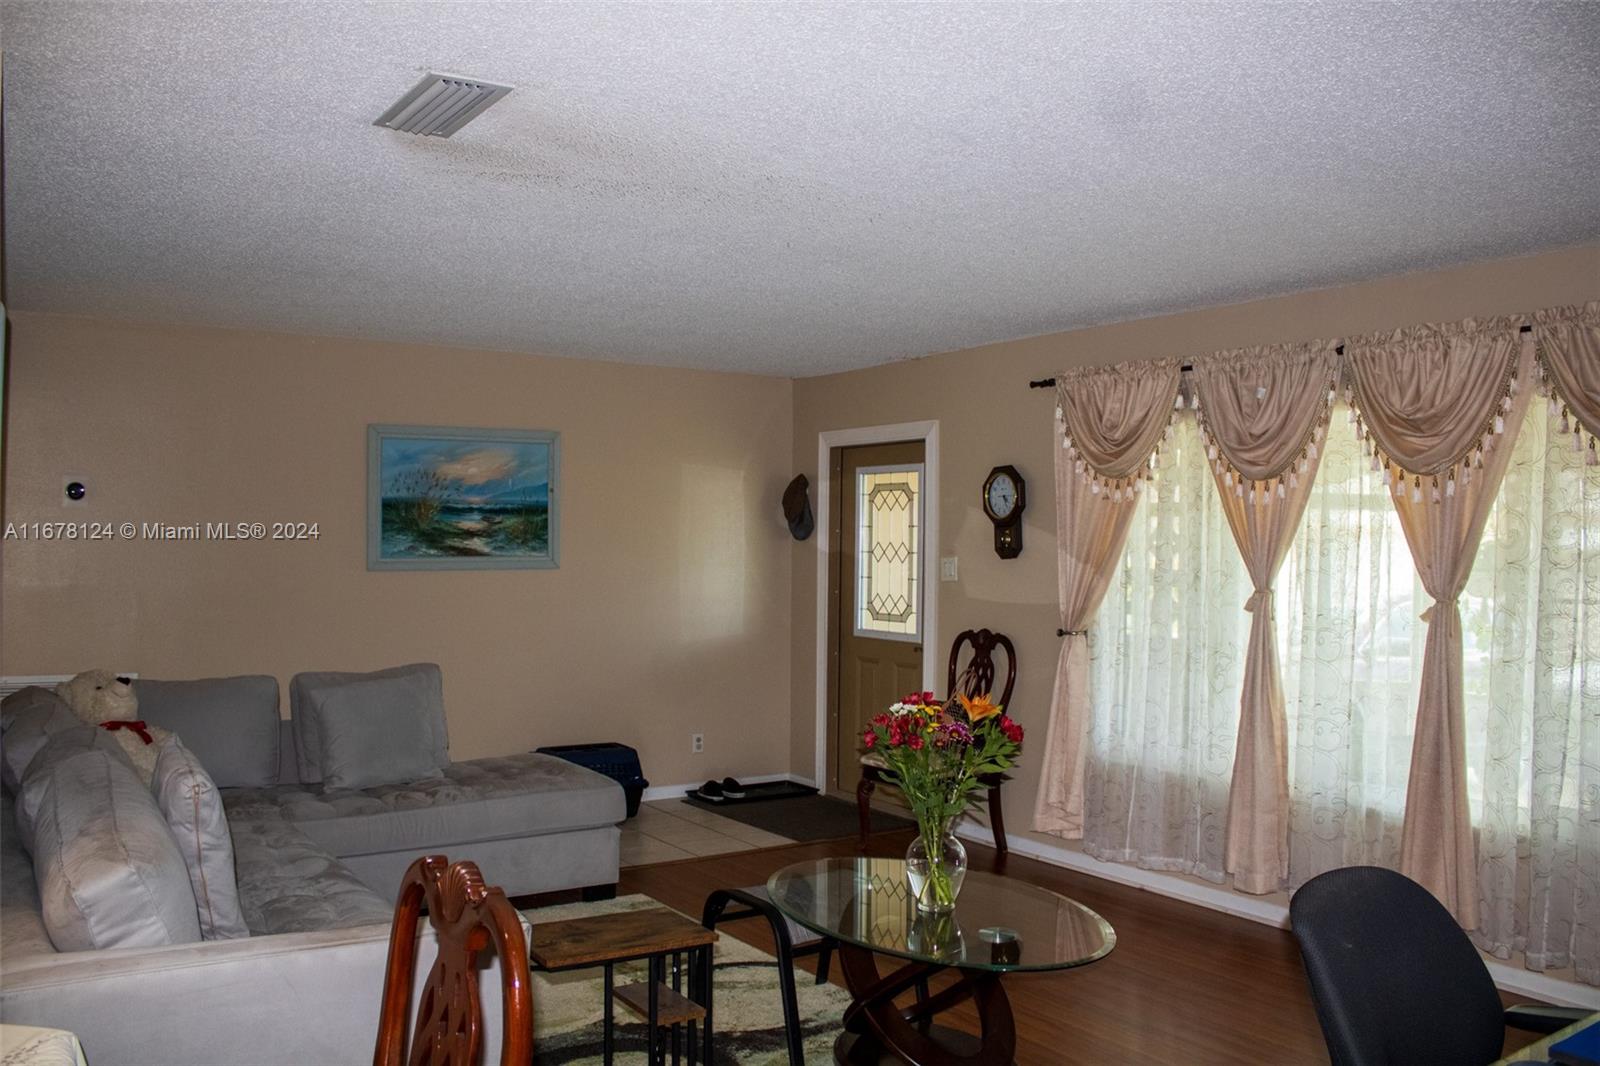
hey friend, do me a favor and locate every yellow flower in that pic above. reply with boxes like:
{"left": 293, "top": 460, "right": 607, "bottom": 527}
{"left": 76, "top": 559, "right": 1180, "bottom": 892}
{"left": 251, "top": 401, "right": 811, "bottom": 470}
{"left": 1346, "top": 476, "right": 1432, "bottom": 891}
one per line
{"left": 958, "top": 692, "right": 1003, "bottom": 722}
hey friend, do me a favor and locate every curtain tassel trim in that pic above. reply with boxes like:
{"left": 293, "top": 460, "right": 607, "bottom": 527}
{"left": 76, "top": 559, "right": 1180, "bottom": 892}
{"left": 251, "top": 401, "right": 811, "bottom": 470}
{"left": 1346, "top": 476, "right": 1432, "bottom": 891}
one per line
{"left": 1535, "top": 351, "right": 1600, "bottom": 467}
{"left": 1056, "top": 402, "right": 1175, "bottom": 502}
{"left": 1350, "top": 351, "right": 1525, "bottom": 498}
{"left": 1193, "top": 379, "right": 1337, "bottom": 507}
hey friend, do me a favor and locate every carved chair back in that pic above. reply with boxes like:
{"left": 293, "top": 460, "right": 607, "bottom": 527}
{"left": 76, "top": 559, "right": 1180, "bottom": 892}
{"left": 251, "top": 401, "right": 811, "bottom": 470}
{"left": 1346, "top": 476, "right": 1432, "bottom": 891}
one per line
{"left": 946, "top": 628, "right": 1017, "bottom": 709}
{"left": 374, "top": 856, "right": 533, "bottom": 1066}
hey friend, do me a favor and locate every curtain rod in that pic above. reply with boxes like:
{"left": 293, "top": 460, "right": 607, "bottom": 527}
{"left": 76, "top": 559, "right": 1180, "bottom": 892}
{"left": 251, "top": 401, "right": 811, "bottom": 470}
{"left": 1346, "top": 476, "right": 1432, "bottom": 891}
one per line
{"left": 1027, "top": 324, "right": 1533, "bottom": 390}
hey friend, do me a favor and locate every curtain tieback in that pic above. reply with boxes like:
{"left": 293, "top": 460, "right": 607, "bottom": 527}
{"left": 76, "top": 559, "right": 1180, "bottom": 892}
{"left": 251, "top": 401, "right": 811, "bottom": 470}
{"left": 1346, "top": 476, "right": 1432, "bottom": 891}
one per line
{"left": 1419, "top": 597, "right": 1459, "bottom": 624}
{"left": 1244, "top": 588, "right": 1274, "bottom": 613}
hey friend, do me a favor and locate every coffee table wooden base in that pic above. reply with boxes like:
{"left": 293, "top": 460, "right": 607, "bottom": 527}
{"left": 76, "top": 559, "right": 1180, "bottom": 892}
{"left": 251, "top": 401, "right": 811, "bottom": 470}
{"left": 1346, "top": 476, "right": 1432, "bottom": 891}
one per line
{"left": 834, "top": 942, "right": 1017, "bottom": 1066}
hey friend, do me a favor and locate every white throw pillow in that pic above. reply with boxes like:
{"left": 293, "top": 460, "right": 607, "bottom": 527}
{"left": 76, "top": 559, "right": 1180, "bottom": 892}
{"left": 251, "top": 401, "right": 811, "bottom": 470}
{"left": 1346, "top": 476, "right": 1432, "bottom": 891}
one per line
{"left": 150, "top": 736, "right": 250, "bottom": 939}
{"left": 22, "top": 735, "right": 201, "bottom": 951}
{"left": 0, "top": 686, "right": 81, "bottom": 794}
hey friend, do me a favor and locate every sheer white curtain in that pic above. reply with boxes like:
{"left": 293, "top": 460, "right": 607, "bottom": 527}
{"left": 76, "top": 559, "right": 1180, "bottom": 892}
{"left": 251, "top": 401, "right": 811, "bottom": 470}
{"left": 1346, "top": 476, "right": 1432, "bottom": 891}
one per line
{"left": 1083, "top": 412, "right": 1251, "bottom": 882}
{"left": 1085, "top": 400, "right": 1599, "bottom": 983}
{"left": 1084, "top": 406, "right": 1403, "bottom": 885}
{"left": 1277, "top": 406, "right": 1423, "bottom": 882}
{"left": 1471, "top": 401, "right": 1600, "bottom": 981}
{"left": 1271, "top": 401, "right": 1598, "bottom": 980}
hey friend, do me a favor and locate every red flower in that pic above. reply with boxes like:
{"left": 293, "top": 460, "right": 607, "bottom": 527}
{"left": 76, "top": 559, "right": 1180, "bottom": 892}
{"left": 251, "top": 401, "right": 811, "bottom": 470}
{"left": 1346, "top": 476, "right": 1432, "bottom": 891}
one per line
{"left": 998, "top": 716, "right": 1024, "bottom": 744}
{"left": 862, "top": 730, "right": 877, "bottom": 749}
{"left": 921, "top": 691, "right": 937, "bottom": 705}
{"left": 909, "top": 735, "right": 925, "bottom": 751}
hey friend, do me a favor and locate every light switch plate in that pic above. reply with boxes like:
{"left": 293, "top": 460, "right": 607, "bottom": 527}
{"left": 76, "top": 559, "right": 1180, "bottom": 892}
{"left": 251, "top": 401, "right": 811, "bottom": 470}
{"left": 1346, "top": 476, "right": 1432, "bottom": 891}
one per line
{"left": 940, "top": 556, "right": 959, "bottom": 582}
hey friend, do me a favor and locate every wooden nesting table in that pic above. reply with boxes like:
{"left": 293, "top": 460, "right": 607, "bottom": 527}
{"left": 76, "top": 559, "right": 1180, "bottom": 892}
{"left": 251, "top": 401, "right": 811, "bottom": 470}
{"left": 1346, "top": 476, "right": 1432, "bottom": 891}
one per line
{"left": 529, "top": 907, "right": 718, "bottom": 1066}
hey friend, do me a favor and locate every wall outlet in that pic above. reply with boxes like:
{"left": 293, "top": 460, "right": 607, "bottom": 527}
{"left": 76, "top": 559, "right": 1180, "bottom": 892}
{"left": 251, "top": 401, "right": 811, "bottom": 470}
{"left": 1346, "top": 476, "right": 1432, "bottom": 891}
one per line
{"left": 691, "top": 733, "right": 705, "bottom": 754}
{"left": 940, "top": 556, "right": 959, "bottom": 582}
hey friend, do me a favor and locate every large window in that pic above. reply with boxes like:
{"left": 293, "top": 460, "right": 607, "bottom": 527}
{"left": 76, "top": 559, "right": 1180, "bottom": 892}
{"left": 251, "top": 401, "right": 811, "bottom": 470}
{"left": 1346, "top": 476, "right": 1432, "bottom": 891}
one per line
{"left": 1088, "top": 398, "right": 1599, "bottom": 961}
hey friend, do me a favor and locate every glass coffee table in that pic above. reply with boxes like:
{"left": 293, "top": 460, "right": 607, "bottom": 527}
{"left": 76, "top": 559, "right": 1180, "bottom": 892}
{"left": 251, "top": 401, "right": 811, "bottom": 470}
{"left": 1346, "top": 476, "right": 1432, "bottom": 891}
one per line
{"left": 768, "top": 857, "right": 1114, "bottom": 1065}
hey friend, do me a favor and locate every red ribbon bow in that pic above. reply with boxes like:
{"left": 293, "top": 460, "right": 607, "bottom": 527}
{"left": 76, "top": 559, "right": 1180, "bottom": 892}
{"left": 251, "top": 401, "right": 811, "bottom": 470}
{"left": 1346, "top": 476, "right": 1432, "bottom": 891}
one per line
{"left": 99, "top": 720, "right": 154, "bottom": 745}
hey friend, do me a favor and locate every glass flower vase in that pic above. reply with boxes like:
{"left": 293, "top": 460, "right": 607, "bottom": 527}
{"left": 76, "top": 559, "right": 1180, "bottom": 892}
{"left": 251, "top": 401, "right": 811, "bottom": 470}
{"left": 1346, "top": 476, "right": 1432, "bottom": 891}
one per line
{"left": 905, "top": 821, "right": 967, "bottom": 914}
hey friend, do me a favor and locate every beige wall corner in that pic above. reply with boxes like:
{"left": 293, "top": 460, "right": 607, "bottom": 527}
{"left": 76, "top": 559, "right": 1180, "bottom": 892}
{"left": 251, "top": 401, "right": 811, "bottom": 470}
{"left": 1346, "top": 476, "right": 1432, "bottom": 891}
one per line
{"left": 790, "top": 241, "right": 1600, "bottom": 842}
{"left": 0, "top": 314, "right": 795, "bottom": 785}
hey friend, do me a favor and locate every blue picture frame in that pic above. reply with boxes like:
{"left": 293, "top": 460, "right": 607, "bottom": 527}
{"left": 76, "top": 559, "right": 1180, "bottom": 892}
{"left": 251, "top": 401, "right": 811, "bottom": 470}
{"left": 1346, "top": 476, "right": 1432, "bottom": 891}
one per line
{"left": 367, "top": 424, "right": 560, "bottom": 571}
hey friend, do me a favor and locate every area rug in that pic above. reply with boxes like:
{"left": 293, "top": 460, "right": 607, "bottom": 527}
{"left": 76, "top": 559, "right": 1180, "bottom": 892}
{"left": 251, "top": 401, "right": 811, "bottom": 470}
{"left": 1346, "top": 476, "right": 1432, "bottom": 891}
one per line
{"left": 682, "top": 793, "right": 914, "bottom": 842}
{"left": 524, "top": 894, "right": 851, "bottom": 1064}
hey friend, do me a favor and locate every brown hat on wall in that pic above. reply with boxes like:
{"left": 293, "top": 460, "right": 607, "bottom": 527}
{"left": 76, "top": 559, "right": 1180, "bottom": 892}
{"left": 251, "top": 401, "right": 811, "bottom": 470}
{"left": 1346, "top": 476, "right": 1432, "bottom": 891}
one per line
{"left": 782, "top": 475, "right": 814, "bottom": 541}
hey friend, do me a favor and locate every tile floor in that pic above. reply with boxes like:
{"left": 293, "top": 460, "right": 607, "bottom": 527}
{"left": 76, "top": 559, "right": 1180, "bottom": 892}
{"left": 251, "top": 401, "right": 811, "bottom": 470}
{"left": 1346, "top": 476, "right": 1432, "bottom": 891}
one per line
{"left": 619, "top": 798, "right": 796, "bottom": 867}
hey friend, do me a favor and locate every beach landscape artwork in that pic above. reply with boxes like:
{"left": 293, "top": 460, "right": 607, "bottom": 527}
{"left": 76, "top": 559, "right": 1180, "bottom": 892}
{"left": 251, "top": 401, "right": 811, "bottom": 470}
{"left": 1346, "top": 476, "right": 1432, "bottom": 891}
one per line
{"left": 367, "top": 425, "right": 559, "bottom": 570}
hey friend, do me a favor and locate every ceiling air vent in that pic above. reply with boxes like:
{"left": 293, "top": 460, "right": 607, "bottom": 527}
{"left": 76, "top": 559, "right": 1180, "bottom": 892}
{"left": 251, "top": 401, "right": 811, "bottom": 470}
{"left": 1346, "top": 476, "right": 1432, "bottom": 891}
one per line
{"left": 374, "top": 73, "right": 513, "bottom": 138}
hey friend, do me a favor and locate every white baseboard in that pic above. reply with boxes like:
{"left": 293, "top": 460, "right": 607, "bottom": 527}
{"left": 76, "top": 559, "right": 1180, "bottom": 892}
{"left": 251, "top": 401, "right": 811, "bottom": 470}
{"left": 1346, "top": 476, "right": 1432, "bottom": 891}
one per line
{"left": 953, "top": 822, "right": 1292, "bottom": 928}
{"left": 954, "top": 823, "right": 1600, "bottom": 1010}
{"left": 641, "top": 773, "right": 814, "bottom": 803}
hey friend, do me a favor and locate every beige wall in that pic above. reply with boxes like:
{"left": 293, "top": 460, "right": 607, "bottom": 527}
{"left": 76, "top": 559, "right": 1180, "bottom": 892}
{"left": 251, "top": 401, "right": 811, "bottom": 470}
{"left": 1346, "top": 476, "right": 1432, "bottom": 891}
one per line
{"left": 790, "top": 241, "right": 1600, "bottom": 854}
{"left": 5, "top": 242, "right": 1596, "bottom": 803}
{"left": 0, "top": 313, "right": 795, "bottom": 786}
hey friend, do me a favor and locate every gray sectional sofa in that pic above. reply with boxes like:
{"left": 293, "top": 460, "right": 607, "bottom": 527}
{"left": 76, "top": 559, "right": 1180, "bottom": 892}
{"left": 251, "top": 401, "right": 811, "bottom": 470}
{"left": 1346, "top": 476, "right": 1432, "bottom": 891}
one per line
{"left": 0, "top": 666, "right": 626, "bottom": 1065}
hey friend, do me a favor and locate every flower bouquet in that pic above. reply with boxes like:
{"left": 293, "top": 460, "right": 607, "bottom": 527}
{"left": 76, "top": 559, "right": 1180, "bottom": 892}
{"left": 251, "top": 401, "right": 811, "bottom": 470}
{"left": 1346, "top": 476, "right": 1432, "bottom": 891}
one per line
{"left": 862, "top": 690, "right": 1024, "bottom": 913}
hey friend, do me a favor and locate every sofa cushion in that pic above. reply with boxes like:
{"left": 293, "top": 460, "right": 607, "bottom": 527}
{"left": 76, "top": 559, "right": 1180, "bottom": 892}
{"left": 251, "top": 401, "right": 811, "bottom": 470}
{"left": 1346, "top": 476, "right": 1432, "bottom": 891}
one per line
{"left": 23, "top": 739, "right": 202, "bottom": 951}
{"left": 0, "top": 792, "right": 56, "bottom": 962}
{"left": 311, "top": 674, "right": 446, "bottom": 791}
{"left": 151, "top": 737, "right": 250, "bottom": 940}
{"left": 0, "top": 687, "right": 81, "bottom": 795}
{"left": 135, "top": 676, "right": 281, "bottom": 788}
{"left": 227, "top": 812, "right": 392, "bottom": 935}
{"left": 222, "top": 752, "right": 625, "bottom": 859}
{"left": 13, "top": 726, "right": 131, "bottom": 855}
{"left": 289, "top": 664, "right": 447, "bottom": 783}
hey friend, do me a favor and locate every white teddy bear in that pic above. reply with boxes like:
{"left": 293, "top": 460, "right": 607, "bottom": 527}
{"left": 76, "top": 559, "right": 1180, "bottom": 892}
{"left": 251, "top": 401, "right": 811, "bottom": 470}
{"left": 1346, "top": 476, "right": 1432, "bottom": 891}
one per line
{"left": 56, "top": 670, "right": 171, "bottom": 786}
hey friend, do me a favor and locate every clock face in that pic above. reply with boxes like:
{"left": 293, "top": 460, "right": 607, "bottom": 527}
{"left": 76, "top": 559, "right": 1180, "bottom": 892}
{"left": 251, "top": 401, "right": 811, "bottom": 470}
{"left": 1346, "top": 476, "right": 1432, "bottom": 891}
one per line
{"left": 986, "top": 473, "right": 1018, "bottom": 519}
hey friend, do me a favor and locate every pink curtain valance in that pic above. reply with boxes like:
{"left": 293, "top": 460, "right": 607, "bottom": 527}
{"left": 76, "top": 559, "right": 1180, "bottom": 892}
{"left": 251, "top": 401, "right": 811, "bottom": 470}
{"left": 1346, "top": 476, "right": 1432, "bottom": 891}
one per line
{"left": 1055, "top": 359, "right": 1183, "bottom": 498}
{"left": 1344, "top": 318, "right": 1524, "bottom": 496}
{"left": 1533, "top": 300, "right": 1600, "bottom": 465}
{"left": 1191, "top": 344, "right": 1342, "bottom": 491}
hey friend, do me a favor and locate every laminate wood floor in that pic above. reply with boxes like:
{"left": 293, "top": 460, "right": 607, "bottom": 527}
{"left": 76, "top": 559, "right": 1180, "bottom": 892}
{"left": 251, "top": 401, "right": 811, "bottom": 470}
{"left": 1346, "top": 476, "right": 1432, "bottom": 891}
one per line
{"left": 617, "top": 827, "right": 1544, "bottom": 1065}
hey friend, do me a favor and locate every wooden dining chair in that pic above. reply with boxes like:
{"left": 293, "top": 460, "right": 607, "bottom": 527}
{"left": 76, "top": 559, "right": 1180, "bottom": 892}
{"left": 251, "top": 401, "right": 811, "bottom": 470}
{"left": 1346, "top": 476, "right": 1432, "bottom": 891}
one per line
{"left": 374, "top": 855, "right": 533, "bottom": 1066}
{"left": 856, "top": 627, "right": 1018, "bottom": 857}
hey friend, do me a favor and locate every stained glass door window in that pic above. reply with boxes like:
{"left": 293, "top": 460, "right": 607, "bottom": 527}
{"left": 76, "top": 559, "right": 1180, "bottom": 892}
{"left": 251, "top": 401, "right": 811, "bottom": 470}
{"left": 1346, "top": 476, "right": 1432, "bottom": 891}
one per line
{"left": 854, "top": 464, "right": 923, "bottom": 640}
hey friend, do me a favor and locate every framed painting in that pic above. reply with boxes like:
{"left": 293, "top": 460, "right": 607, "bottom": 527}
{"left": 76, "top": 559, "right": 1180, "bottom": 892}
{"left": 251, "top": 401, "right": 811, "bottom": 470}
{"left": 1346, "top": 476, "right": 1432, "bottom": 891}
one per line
{"left": 367, "top": 424, "right": 560, "bottom": 570}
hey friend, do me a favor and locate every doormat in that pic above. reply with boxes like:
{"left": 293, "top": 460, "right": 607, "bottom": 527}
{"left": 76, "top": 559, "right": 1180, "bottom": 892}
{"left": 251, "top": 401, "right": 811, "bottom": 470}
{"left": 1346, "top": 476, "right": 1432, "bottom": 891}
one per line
{"left": 684, "top": 793, "right": 914, "bottom": 842}
{"left": 684, "top": 779, "right": 817, "bottom": 805}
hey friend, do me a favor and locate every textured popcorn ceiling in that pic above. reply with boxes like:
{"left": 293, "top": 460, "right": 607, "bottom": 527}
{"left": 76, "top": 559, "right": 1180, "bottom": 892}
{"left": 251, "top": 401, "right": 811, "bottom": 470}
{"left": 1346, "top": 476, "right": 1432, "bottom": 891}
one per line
{"left": 4, "top": 2, "right": 1599, "bottom": 376}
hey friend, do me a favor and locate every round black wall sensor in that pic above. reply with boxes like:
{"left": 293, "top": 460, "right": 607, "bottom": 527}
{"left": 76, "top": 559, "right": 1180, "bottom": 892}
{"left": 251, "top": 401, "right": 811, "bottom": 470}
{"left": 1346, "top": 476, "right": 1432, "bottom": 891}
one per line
{"left": 65, "top": 481, "right": 87, "bottom": 501}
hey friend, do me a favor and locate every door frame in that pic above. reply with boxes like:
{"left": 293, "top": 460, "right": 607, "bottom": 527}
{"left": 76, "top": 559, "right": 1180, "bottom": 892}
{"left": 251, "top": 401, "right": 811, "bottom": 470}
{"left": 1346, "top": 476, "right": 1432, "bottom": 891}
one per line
{"left": 814, "top": 420, "right": 940, "bottom": 795}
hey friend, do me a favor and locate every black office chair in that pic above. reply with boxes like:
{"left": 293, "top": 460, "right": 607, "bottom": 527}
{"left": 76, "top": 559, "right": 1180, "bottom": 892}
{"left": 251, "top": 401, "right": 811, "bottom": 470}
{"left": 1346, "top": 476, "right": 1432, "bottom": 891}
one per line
{"left": 1290, "top": 866, "right": 1585, "bottom": 1065}
{"left": 702, "top": 886, "right": 835, "bottom": 1066}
